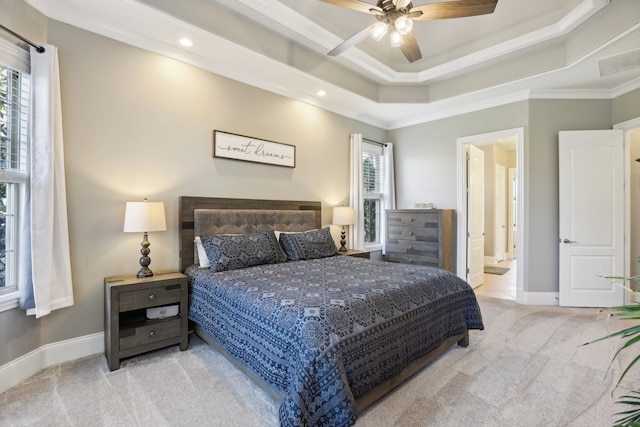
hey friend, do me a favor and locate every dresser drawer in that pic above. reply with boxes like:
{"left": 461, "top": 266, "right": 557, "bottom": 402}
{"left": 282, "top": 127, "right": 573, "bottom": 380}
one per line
{"left": 119, "top": 318, "right": 182, "bottom": 350}
{"left": 385, "top": 252, "right": 439, "bottom": 266}
{"left": 387, "top": 211, "right": 441, "bottom": 228}
{"left": 119, "top": 283, "right": 182, "bottom": 312}
{"left": 386, "top": 239, "right": 439, "bottom": 259}
{"left": 387, "top": 225, "right": 439, "bottom": 242}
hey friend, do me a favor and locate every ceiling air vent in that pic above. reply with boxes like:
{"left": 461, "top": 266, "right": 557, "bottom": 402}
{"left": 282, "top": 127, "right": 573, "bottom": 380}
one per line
{"left": 599, "top": 49, "right": 640, "bottom": 77}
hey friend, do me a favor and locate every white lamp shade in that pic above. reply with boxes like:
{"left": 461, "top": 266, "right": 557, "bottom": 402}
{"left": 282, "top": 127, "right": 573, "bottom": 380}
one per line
{"left": 370, "top": 22, "right": 388, "bottom": 41}
{"left": 123, "top": 201, "right": 167, "bottom": 232}
{"left": 390, "top": 30, "right": 404, "bottom": 47}
{"left": 333, "top": 206, "right": 355, "bottom": 226}
{"left": 394, "top": 16, "right": 413, "bottom": 36}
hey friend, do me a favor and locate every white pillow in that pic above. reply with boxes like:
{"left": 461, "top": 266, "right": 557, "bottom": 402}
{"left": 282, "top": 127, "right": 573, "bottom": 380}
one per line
{"left": 194, "top": 236, "right": 210, "bottom": 268}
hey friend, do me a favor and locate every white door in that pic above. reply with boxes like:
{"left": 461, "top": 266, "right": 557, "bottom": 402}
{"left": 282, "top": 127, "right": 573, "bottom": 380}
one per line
{"left": 508, "top": 168, "right": 517, "bottom": 260}
{"left": 467, "top": 145, "right": 485, "bottom": 287}
{"left": 494, "top": 164, "right": 506, "bottom": 262}
{"left": 559, "top": 130, "right": 624, "bottom": 307}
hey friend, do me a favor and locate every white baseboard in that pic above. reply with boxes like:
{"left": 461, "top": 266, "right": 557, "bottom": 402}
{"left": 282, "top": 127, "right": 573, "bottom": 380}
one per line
{"left": 0, "top": 332, "right": 104, "bottom": 395}
{"left": 518, "top": 291, "right": 559, "bottom": 306}
{"left": 484, "top": 256, "right": 502, "bottom": 265}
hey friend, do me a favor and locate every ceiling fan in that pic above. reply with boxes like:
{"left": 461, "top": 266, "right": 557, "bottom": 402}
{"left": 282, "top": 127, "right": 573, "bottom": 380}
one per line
{"left": 322, "top": 0, "right": 499, "bottom": 63}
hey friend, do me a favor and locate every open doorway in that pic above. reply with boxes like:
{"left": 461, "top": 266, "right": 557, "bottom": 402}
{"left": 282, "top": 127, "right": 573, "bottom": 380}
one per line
{"left": 456, "top": 128, "right": 524, "bottom": 302}
{"left": 616, "top": 117, "right": 640, "bottom": 303}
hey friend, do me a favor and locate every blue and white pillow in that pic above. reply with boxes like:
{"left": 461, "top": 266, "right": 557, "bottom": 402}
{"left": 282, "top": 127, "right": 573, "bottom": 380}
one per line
{"left": 279, "top": 227, "right": 338, "bottom": 261}
{"left": 200, "top": 230, "right": 287, "bottom": 272}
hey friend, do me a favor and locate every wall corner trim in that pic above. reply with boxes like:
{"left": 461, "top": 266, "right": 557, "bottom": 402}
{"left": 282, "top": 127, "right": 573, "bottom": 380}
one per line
{"left": 0, "top": 332, "right": 104, "bottom": 394}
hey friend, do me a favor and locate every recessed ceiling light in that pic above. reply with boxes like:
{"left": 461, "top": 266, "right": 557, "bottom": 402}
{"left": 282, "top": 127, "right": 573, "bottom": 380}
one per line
{"left": 316, "top": 90, "right": 326, "bottom": 97}
{"left": 179, "top": 38, "right": 193, "bottom": 47}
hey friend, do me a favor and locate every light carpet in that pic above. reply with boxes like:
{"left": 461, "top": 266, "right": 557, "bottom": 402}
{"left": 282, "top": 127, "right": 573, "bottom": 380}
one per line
{"left": 2, "top": 295, "right": 639, "bottom": 427}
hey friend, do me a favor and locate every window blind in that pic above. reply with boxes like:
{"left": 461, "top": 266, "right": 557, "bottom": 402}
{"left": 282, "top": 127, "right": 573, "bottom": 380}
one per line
{"left": 0, "top": 65, "right": 29, "bottom": 176}
{"left": 0, "top": 37, "right": 30, "bottom": 74}
{"left": 363, "top": 142, "right": 383, "bottom": 194}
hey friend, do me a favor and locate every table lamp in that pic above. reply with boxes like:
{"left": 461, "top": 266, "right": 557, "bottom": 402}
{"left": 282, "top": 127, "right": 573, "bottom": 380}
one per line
{"left": 124, "top": 199, "right": 167, "bottom": 278}
{"left": 332, "top": 206, "right": 355, "bottom": 252}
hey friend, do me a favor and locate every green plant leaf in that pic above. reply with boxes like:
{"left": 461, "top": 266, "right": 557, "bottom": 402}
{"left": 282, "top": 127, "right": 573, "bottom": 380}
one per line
{"left": 615, "top": 353, "right": 640, "bottom": 388}
{"left": 584, "top": 325, "right": 640, "bottom": 345}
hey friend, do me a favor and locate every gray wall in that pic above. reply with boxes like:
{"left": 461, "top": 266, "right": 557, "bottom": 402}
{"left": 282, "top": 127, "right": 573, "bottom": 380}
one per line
{"left": 390, "top": 98, "right": 620, "bottom": 296}
{"left": 613, "top": 88, "right": 640, "bottom": 125}
{"left": 526, "top": 99, "right": 611, "bottom": 294}
{"left": 2, "top": 0, "right": 640, "bottom": 370}
{"left": 389, "top": 102, "right": 529, "bottom": 210}
{"left": 0, "top": 2, "right": 387, "bottom": 367}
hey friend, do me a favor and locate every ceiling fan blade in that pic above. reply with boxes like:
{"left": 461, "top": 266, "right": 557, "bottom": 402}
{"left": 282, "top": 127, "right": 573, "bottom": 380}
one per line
{"left": 411, "top": 0, "right": 498, "bottom": 20}
{"left": 400, "top": 32, "right": 422, "bottom": 63}
{"left": 320, "top": 0, "right": 383, "bottom": 15}
{"left": 393, "top": 0, "right": 412, "bottom": 9}
{"left": 328, "top": 23, "right": 377, "bottom": 57}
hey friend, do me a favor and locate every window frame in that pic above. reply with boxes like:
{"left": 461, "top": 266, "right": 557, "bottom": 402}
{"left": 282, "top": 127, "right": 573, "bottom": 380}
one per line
{"left": 362, "top": 142, "right": 384, "bottom": 251}
{"left": 0, "top": 38, "right": 30, "bottom": 312}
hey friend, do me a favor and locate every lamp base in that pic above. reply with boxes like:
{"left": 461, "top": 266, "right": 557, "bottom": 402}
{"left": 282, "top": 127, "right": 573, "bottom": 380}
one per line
{"left": 136, "top": 232, "right": 154, "bottom": 278}
{"left": 137, "top": 267, "right": 153, "bottom": 278}
{"left": 339, "top": 227, "right": 347, "bottom": 252}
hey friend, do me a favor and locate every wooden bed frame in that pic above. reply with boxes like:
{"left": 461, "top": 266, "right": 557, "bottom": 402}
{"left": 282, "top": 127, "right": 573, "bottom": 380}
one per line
{"left": 178, "top": 196, "right": 469, "bottom": 413}
{"left": 179, "top": 196, "right": 322, "bottom": 272}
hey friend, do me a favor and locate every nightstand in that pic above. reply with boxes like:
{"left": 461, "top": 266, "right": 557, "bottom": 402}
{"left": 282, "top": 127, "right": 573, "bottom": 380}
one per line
{"left": 104, "top": 271, "right": 189, "bottom": 371}
{"left": 340, "top": 249, "right": 371, "bottom": 259}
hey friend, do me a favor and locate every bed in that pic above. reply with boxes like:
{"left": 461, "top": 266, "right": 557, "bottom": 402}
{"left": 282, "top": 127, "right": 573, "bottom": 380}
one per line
{"left": 179, "top": 196, "right": 484, "bottom": 427}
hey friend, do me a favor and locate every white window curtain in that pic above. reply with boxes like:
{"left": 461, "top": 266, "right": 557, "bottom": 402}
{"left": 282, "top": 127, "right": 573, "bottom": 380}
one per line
{"left": 19, "top": 44, "right": 74, "bottom": 318}
{"left": 381, "top": 143, "right": 396, "bottom": 254}
{"left": 349, "top": 134, "right": 364, "bottom": 250}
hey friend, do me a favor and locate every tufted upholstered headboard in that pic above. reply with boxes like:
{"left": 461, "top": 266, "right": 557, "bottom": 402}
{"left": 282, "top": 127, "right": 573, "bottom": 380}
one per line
{"left": 179, "top": 196, "right": 322, "bottom": 272}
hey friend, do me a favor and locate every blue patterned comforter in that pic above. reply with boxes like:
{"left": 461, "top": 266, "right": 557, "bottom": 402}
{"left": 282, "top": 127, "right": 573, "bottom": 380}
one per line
{"left": 187, "top": 256, "right": 483, "bottom": 427}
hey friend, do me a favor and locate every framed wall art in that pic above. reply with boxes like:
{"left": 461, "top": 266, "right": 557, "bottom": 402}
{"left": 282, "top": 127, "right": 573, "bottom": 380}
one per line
{"left": 213, "top": 130, "right": 296, "bottom": 168}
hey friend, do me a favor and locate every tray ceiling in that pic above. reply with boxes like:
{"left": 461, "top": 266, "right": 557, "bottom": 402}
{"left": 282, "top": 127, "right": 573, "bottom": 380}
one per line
{"left": 25, "top": 0, "right": 640, "bottom": 129}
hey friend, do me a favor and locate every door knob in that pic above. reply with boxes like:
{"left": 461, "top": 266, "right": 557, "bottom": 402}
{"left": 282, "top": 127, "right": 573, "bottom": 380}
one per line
{"left": 562, "top": 238, "right": 577, "bottom": 244}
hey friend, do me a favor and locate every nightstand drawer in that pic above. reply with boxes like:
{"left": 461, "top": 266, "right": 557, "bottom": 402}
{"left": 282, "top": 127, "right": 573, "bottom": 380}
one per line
{"left": 119, "top": 318, "right": 182, "bottom": 350}
{"left": 119, "top": 284, "right": 182, "bottom": 311}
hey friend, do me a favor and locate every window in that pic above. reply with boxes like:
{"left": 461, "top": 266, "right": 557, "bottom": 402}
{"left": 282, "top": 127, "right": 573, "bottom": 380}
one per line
{"left": 0, "top": 61, "right": 29, "bottom": 297}
{"left": 362, "top": 142, "right": 384, "bottom": 248}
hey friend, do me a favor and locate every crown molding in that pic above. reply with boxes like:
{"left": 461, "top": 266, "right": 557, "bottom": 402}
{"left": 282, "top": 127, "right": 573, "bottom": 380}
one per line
{"left": 218, "top": 0, "right": 610, "bottom": 84}
{"left": 25, "top": 0, "right": 638, "bottom": 130}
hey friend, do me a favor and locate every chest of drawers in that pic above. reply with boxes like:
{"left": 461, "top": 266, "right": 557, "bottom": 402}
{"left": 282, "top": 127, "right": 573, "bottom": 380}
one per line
{"left": 385, "top": 209, "right": 456, "bottom": 273}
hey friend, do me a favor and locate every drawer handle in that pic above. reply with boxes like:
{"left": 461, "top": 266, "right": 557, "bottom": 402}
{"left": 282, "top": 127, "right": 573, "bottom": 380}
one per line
{"left": 409, "top": 218, "right": 414, "bottom": 221}
{"left": 149, "top": 330, "right": 156, "bottom": 337}
{"left": 409, "top": 260, "right": 414, "bottom": 263}
{"left": 409, "top": 246, "right": 413, "bottom": 249}
{"left": 409, "top": 232, "right": 414, "bottom": 235}
{"left": 148, "top": 294, "right": 156, "bottom": 301}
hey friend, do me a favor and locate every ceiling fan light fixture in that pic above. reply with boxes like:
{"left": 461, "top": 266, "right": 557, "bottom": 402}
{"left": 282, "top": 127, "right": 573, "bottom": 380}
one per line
{"left": 394, "top": 15, "right": 413, "bottom": 36}
{"left": 389, "top": 30, "right": 404, "bottom": 47}
{"left": 370, "top": 22, "right": 388, "bottom": 41}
